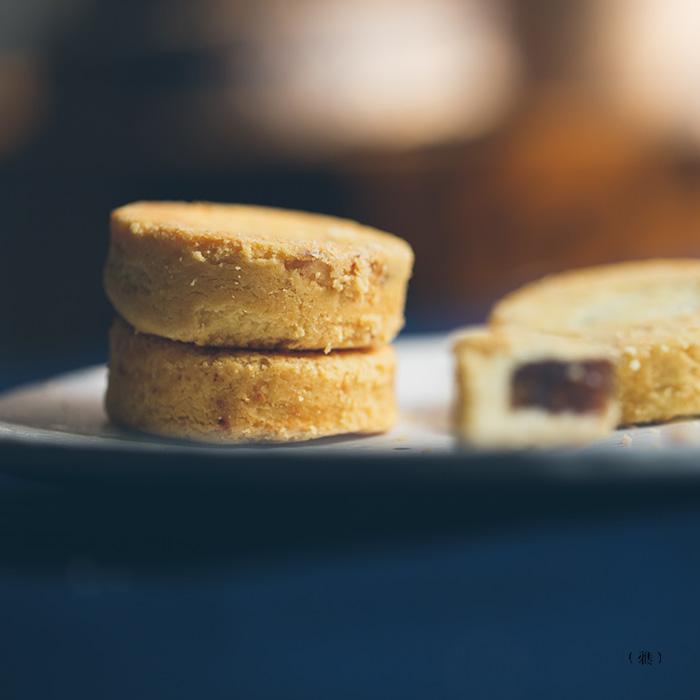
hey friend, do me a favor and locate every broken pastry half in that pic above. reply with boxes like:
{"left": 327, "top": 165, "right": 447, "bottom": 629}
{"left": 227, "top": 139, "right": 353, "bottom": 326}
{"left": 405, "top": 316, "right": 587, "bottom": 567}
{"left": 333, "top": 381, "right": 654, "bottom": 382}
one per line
{"left": 453, "top": 327, "right": 619, "bottom": 447}
{"left": 491, "top": 259, "right": 700, "bottom": 424}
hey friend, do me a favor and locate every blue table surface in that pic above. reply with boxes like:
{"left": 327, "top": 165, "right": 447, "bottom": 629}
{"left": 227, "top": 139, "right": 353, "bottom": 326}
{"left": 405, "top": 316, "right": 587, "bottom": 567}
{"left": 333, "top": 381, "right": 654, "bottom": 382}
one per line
{"left": 0, "top": 462, "right": 698, "bottom": 700}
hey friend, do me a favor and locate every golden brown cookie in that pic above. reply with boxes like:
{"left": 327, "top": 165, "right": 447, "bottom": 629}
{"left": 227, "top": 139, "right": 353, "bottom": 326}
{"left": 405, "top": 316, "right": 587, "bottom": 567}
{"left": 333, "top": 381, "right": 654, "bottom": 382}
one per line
{"left": 453, "top": 327, "right": 619, "bottom": 447}
{"left": 104, "top": 201, "right": 413, "bottom": 351}
{"left": 105, "top": 318, "right": 397, "bottom": 443}
{"left": 491, "top": 259, "right": 700, "bottom": 424}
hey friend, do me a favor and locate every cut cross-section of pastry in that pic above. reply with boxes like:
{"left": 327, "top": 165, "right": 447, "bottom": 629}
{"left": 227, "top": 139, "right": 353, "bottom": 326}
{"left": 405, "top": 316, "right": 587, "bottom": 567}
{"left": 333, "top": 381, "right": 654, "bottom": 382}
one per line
{"left": 453, "top": 327, "right": 619, "bottom": 447}
{"left": 491, "top": 260, "right": 700, "bottom": 424}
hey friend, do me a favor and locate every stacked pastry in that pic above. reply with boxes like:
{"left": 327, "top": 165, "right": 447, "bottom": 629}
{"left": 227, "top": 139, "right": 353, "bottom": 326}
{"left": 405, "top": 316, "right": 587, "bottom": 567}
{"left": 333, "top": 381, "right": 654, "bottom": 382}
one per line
{"left": 454, "top": 259, "right": 700, "bottom": 447}
{"left": 103, "top": 201, "right": 414, "bottom": 442}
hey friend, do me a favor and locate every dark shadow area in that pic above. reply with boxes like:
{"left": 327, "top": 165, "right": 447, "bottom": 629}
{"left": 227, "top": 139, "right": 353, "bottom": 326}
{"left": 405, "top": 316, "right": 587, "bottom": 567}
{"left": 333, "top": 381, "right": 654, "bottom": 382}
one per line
{"left": 1, "top": 447, "right": 699, "bottom": 573}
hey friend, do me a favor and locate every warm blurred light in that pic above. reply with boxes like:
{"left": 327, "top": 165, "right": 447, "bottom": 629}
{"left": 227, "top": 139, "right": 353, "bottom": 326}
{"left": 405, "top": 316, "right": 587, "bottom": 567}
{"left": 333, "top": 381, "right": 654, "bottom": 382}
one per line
{"left": 593, "top": 0, "right": 700, "bottom": 142}
{"left": 229, "top": 0, "right": 520, "bottom": 153}
{"left": 0, "top": 54, "right": 46, "bottom": 157}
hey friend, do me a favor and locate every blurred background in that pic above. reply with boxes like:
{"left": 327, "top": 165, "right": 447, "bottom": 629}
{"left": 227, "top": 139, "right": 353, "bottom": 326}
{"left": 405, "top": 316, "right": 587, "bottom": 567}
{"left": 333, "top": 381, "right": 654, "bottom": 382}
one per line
{"left": 4, "top": 0, "right": 700, "bottom": 385}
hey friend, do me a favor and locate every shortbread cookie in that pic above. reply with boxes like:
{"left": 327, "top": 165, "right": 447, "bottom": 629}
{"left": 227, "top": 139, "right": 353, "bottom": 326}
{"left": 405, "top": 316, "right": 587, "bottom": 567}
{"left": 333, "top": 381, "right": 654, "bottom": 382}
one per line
{"left": 491, "top": 260, "right": 700, "bottom": 424}
{"left": 453, "top": 327, "right": 618, "bottom": 447}
{"left": 106, "top": 319, "right": 397, "bottom": 443}
{"left": 104, "top": 201, "right": 413, "bottom": 351}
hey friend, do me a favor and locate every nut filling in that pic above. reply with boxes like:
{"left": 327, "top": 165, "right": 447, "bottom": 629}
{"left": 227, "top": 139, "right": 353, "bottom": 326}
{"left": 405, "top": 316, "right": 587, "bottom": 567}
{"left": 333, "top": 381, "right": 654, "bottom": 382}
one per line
{"left": 510, "top": 360, "right": 614, "bottom": 414}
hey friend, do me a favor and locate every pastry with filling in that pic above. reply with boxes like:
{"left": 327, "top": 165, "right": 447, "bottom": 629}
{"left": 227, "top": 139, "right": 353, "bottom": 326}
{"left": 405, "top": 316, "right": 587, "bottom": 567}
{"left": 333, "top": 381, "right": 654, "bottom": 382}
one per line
{"left": 453, "top": 327, "right": 618, "bottom": 447}
{"left": 104, "top": 201, "right": 413, "bottom": 352}
{"left": 106, "top": 318, "right": 397, "bottom": 443}
{"left": 491, "top": 259, "right": 700, "bottom": 424}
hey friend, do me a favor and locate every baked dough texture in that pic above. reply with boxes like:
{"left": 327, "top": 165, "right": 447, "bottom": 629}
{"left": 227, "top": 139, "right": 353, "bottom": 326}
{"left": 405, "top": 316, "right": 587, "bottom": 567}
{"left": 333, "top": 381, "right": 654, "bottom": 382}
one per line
{"left": 453, "top": 327, "right": 618, "bottom": 447}
{"left": 106, "top": 319, "right": 397, "bottom": 443}
{"left": 491, "top": 259, "right": 700, "bottom": 424}
{"left": 104, "top": 201, "right": 414, "bottom": 351}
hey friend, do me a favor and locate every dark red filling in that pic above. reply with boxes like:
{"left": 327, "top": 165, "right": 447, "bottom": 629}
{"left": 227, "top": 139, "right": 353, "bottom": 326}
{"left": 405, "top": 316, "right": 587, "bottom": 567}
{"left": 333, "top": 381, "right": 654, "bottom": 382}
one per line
{"left": 510, "top": 360, "right": 614, "bottom": 414}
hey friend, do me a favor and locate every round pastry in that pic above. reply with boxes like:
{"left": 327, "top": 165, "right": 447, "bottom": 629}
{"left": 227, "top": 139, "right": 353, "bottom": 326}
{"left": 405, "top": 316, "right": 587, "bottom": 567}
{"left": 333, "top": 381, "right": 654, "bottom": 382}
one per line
{"left": 104, "top": 201, "right": 413, "bottom": 351}
{"left": 491, "top": 259, "right": 700, "bottom": 424}
{"left": 105, "top": 319, "right": 397, "bottom": 443}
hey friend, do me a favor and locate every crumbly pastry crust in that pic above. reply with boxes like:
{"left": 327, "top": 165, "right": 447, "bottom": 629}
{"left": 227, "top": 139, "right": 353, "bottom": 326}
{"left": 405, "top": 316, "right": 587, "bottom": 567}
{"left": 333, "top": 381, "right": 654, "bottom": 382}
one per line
{"left": 104, "top": 201, "right": 413, "bottom": 351}
{"left": 607, "top": 325, "right": 700, "bottom": 425}
{"left": 106, "top": 319, "right": 397, "bottom": 443}
{"left": 453, "top": 327, "right": 619, "bottom": 447}
{"left": 491, "top": 259, "right": 700, "bottom": 424}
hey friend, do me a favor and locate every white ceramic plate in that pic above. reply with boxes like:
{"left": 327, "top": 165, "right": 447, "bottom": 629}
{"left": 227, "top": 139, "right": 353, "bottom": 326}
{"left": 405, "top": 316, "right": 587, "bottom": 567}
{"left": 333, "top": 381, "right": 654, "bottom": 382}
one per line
{"left": 1, "top": 335, "right": 699, "bottom": 459}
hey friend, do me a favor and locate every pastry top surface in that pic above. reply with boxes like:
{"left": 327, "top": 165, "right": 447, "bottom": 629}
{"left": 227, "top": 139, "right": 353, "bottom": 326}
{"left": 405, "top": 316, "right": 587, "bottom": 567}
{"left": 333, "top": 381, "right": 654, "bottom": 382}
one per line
{"left": 111, "top": 201, "right": 413, "bottom": 261}
{"left": 491, "top": 259, "right": 700, "bottom": 339}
